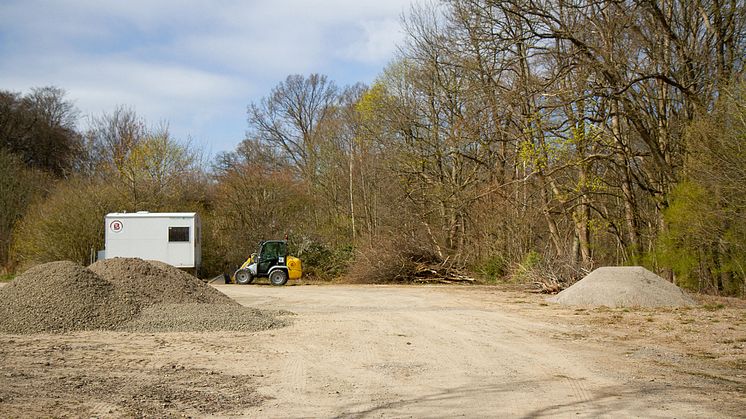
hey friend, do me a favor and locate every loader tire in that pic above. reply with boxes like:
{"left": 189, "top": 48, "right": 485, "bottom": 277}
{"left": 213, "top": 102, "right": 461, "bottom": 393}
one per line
{"left": 235, "top": 269, "right": 254, "bottom": 285}
{"left": 269, "top": 270, "right": 288, "bottom": 286}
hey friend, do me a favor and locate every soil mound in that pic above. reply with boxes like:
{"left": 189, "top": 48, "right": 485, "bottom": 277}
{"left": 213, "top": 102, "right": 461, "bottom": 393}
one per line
{"left": 0, "top": 261, "right": 135, "bottom": 334}
{"left": 89, "top": 258, "right": 236, "bottom": 307}
{"left": 548, "top": 266, "right": 696, "bottom": 308}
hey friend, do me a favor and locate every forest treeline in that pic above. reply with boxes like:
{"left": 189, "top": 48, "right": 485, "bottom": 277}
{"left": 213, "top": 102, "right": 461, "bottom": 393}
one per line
{"left": 1, "top": 1, "right": 744, "bottom": 295}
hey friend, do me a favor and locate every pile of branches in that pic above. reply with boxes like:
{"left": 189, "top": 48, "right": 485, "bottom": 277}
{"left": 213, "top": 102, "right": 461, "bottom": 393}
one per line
{"left": 410, "top": 256, "right": 476, "bottom": 284}
{"left": 348, "top": 241, "right": 475, "bottom": 284}
{"left": 516, "top": 256, "right": 590, "bottom": 294}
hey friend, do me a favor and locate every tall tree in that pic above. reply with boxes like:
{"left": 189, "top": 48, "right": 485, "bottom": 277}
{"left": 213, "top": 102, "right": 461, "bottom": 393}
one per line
{"left": 84, "top": 107, "right": 203, "bottom": 211}
{"left": 0, "top": 87, "right": 81, "bottom": 177}
{"left": 248, "top": 74, "right": 338, "bottom": 182}
{"left": 657, "top": 82, "right": 746, "bottom": 295}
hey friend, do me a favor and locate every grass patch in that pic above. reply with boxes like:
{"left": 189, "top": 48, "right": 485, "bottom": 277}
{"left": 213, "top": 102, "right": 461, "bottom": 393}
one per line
{"left": 0, "top": 274, "right": 14, "bottom": 283}
{"left": 703, "top": 303, "right": 726, "bottom": 311}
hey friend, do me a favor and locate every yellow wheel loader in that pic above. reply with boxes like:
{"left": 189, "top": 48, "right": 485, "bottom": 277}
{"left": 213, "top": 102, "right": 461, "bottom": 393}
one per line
{"left": 232, "top": 240, "right": 302, "bottom": 286}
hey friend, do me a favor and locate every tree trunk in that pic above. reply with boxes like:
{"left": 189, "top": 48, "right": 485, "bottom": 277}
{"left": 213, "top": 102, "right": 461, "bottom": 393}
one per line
{"left": 611, "top": 100, "right": 641, "bottom": 260}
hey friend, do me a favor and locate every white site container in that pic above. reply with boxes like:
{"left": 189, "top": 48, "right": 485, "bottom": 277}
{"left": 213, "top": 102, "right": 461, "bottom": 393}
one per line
{"left": 101, "top": 212, "right": 201, "bottom": 269}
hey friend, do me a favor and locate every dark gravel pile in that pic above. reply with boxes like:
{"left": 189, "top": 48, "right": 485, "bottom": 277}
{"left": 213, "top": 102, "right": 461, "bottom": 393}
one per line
{"left": 0, "top": 261, "right": 136, "bottom": 334}
{"left": 0, "top": 259, "right": 289, "bottom": 334}
{"left": 89, "top": 258, "right": 236, "bottom": 307}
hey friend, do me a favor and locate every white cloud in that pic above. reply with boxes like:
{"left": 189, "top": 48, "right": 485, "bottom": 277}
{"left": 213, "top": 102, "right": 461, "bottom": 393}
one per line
{"left": 340, "top": 18, "right": 404, "bottom": 64}
{"left": 0, "top": 0, "right": 414, "bottom": 152}
{"left": 0, "top": 51, "right": 249, "bottom": 114}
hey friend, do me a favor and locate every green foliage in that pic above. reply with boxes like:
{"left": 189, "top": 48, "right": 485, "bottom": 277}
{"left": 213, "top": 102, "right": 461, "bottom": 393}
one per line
{"left": 654, "top": 83, "right": 746, "bottom": 295}
{"left": 518, "top": 140, "right": 548, "bottom": 169}
{"left": 654, "top": 182, "right": 708, "bottom": 290}
{"left": 293, "top": 239, "right": 353, "bottom": 280}
{"left": 12, "top": 176, "right": 209, "bottom": 272}
{"left": 477, "top": 254, "right": 508, "bottom": 282}
{"left": 512, "top": 250, "right": 542, "bottom": 282}
{"left": 355, "top": 82, "right": 387, "bottom": 123}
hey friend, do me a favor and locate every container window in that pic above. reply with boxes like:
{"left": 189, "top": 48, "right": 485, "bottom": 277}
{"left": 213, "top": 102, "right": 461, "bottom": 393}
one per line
{"left": 168, "top": 227, "right": 190, "bottom": 242}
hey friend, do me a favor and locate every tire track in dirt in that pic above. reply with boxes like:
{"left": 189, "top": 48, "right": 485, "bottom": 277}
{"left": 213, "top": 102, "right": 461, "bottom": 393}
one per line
{"left": 565, "top": 376, "right": 593, "bottom": 404}
{"left": 87, "top": 401, "right": 120, "bottom": 417}
{"left": 445, "top": 308, "right": 605, "bottom": 412}
{"left": 284, "top": 356, "right": 307, "bottom": 394}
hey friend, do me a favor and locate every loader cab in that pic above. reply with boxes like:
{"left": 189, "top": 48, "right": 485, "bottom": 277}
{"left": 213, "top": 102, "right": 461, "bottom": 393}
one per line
{"left": 256, "top": 240, "right": 288, "bottom": 275}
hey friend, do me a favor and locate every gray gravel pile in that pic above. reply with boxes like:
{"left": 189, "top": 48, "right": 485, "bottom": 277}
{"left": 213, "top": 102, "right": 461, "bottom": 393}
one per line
{"left": 0, "top": 261, "right": 136, "bottom": 334}
{"left": 548, "top": 266, "right": 696, "bottom": 308}
{"left": 0, "top": 259, "right": 289, "bottom": 334}
{"left": 117, "top": 303, "right": 289, "bottom": 332}
{"left": 89, "top": 258, "right": 236, "bottom": 307}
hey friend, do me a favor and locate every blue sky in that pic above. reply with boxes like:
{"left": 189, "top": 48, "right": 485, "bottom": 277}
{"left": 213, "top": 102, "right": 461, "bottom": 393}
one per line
{"left": 0, "top": 0, "right": 414, "bottom": 155}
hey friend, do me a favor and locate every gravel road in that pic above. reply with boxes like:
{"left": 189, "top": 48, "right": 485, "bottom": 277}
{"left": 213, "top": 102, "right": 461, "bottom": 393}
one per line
{"left": 213, "top": 284, "right": 744, "bottom": 417}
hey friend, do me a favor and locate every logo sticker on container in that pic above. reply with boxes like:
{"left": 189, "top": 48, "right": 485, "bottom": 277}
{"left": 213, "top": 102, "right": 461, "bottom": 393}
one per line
{"left": 110, "top": 220, "right": 123, "bottom": 233}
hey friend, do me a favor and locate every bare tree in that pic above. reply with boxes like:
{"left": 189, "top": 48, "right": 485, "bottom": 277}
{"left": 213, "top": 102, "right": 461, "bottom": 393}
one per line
{"left": 84, "top": 108, "right": 202, "bottom": 211}
{"left": 248, "top": 74, "right": 339, "bottom": 182}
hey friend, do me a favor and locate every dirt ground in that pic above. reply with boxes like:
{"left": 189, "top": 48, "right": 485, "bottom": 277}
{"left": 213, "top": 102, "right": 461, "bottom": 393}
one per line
{"left": 1, "top": 283, "right": 744, "bottom": 418}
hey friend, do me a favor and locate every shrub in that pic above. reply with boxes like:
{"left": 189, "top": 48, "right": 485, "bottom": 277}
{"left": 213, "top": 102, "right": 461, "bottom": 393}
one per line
{"left": 292, "top": 238, "right": 353, "bottom": 280}
{"left": 12, "top": 179, "right": 126, "bottom": 268}
{"left": 477, "top": 254, "right": 508, "bottom": 282}
{"left": 512, "top": 250, "right": 542, "bottom": 282}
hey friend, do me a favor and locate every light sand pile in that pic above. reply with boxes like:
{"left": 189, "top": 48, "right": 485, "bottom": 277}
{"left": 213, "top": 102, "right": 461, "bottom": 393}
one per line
{"left": 0, "top": 258, "right": 289, "bottom": 334}
{"left": 548, "top": 266, "right": 696, "bottom": 308}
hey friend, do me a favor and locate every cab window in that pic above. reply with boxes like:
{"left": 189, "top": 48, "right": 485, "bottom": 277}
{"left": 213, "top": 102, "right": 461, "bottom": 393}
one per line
{"left": 261, "top": 241, "right": 286, "bottom": 259}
